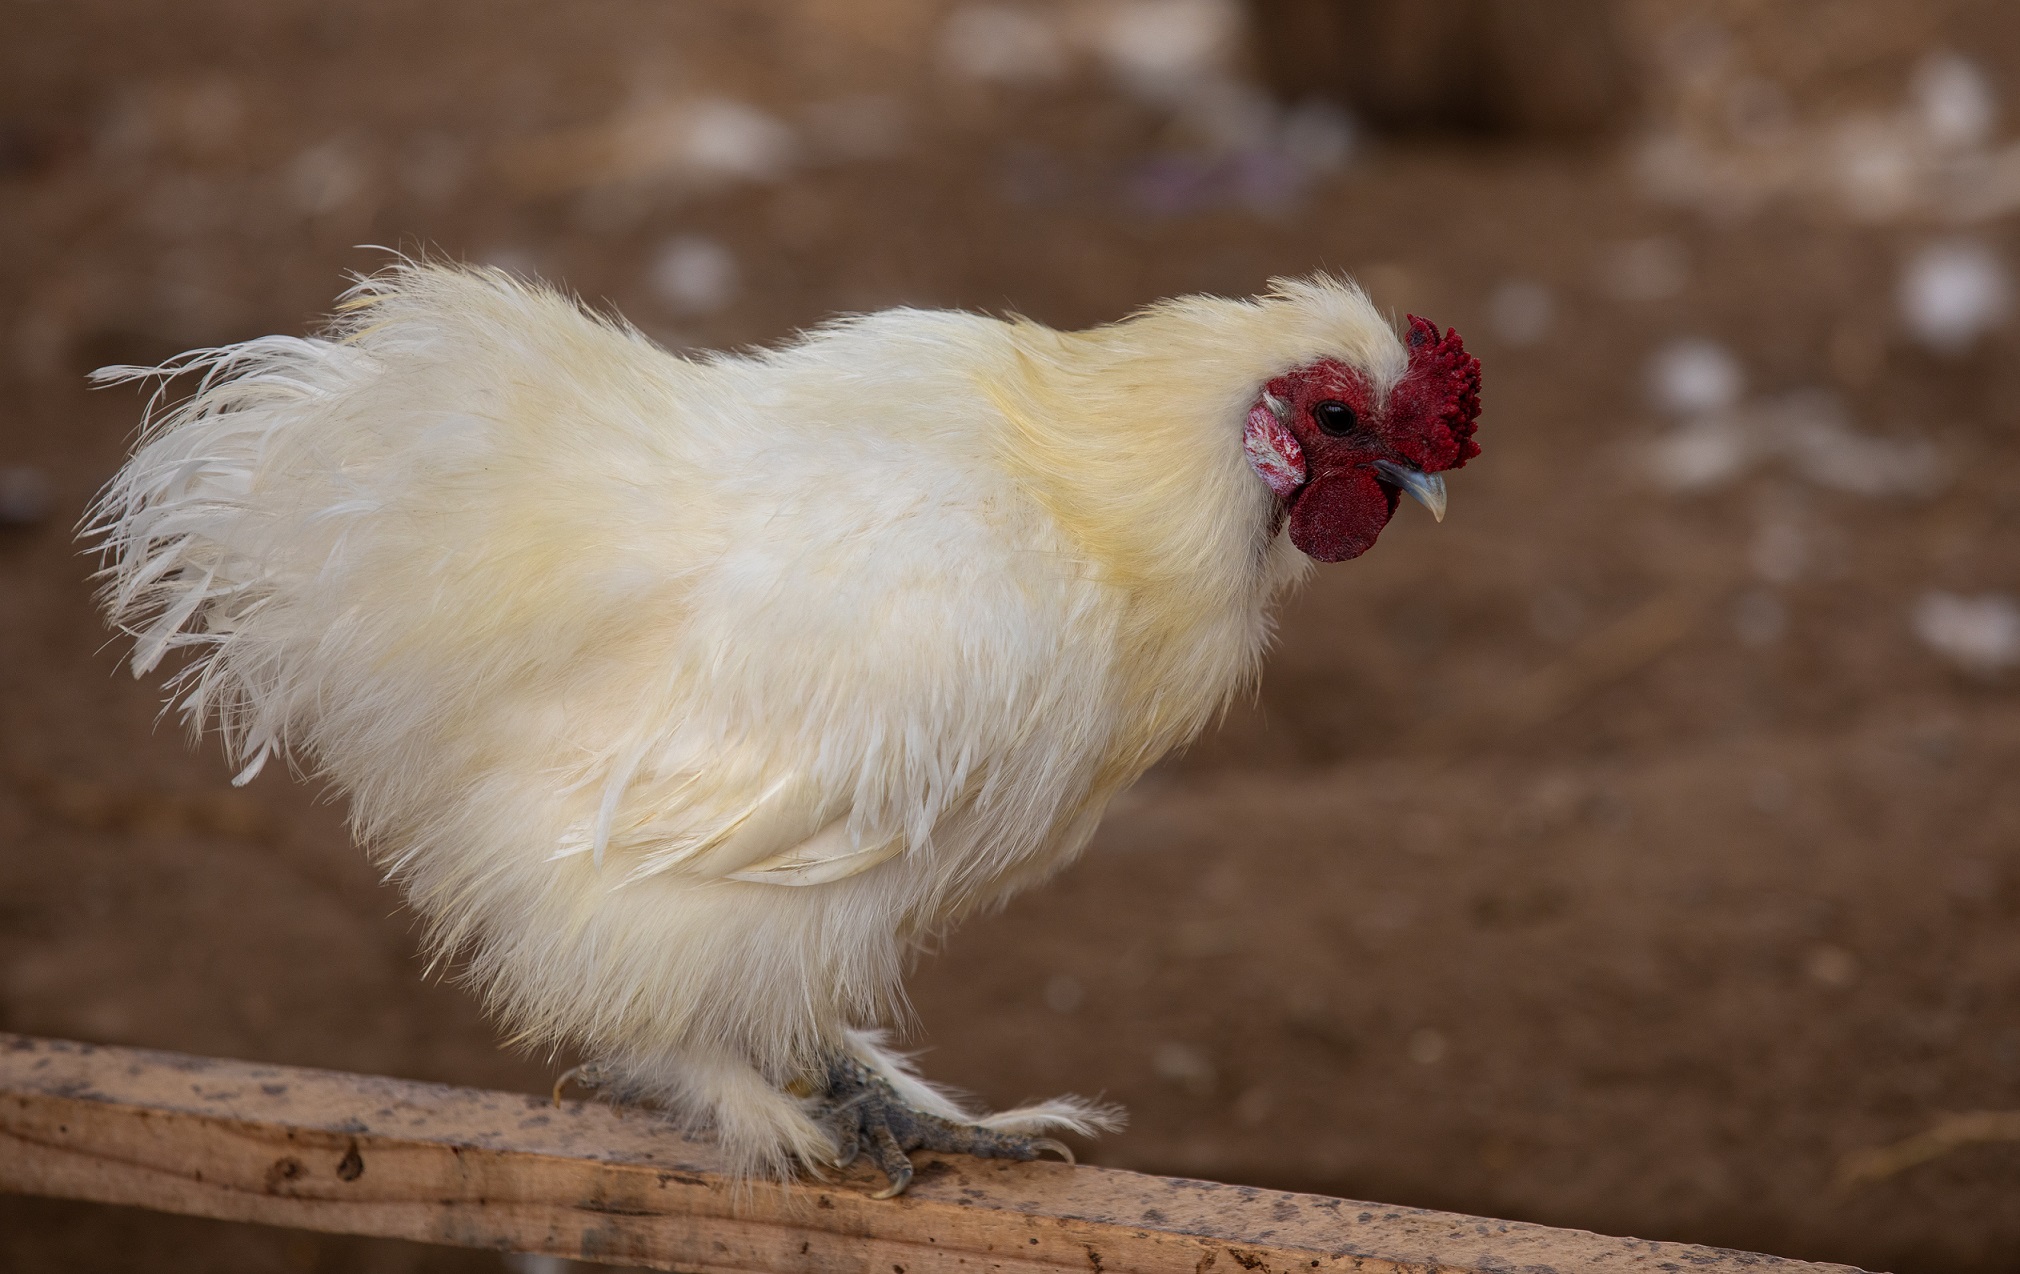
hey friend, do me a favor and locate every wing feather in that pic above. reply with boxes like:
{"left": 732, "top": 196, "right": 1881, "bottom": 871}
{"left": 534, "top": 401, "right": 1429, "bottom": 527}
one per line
{"left": 724, "top": 819, "right": 904, "bottom": 886}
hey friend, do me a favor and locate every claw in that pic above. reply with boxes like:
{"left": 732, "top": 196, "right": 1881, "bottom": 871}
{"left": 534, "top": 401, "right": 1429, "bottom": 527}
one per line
{"left": 867, "top": 1120, "right": 914, "bottom": 1198}
{"left": 832, "top": 1118, "right": 862, "bottom": 1169}
{"left": 551, "top": 1062, "right": 603, "bottom": 1107}
{"left": 1031, "top": 1137, "right": 1075, "bottom": 1165}
{"left": 869, "top": 1169, "right": 913, "bottom": 1200}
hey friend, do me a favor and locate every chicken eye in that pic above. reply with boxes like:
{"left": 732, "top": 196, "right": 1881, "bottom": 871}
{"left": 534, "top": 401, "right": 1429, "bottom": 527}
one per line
{"left": 1313, "top": 400, "right": 1356, "bottom": 436}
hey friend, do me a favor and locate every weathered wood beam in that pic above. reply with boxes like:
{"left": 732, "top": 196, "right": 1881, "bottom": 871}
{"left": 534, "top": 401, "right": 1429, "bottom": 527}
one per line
{"left": 0, "top": 1034, "right": 1863, "bottom": 1273}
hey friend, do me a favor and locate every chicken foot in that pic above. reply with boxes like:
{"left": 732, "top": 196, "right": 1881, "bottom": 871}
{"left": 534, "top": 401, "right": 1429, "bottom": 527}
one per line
{"left": 817, "top": 1054, "right": 1073, "bottom": 1198}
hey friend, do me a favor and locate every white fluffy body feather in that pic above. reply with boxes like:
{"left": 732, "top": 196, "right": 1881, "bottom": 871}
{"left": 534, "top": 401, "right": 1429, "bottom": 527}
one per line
{"left": 90, "top": 263, "right": 1405, "bottom": 1175}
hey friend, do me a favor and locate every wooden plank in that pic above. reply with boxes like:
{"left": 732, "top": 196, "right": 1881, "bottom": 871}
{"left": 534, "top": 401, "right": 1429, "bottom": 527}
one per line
{"left": 0, "top": 1033, "right": 1865, "bottom": 1273}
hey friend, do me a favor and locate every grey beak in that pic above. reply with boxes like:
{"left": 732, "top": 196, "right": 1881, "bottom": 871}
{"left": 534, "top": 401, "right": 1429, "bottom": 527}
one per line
{"left": 1371, "top": 460, "right": 1447, "bottom": 522}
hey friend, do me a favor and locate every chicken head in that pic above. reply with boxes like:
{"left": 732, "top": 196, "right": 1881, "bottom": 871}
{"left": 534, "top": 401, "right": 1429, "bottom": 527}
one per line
{"left": 1244, "top": 314, "right": 1482, "bottom": 562}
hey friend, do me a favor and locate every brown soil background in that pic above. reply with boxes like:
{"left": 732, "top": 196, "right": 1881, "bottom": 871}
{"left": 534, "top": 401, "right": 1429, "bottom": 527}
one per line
{"left": 5, "top": 3, "right": 2020, "bottom": 1271}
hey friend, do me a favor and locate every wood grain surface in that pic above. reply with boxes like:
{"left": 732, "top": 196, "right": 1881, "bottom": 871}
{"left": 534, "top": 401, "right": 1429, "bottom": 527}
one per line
{"left": 0, "top": 1034, "right": 1870, "bottom": 1273}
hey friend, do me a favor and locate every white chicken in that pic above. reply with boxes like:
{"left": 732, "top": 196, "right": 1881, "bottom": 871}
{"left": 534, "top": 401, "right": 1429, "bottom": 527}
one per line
{"left": 90, "top": 263, "right": 1480, "bottom": 1193}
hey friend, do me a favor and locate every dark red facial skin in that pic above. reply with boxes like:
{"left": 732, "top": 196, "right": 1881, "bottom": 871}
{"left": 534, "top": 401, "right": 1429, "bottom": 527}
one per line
{"left": 1263, "top": 316, "right": 1481, "bottom": 562}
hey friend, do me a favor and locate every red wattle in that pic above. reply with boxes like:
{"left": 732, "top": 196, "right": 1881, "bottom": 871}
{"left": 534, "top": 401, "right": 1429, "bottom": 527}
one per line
{"left": 1286, "top": 467, "right": 1399, "bottom": 563}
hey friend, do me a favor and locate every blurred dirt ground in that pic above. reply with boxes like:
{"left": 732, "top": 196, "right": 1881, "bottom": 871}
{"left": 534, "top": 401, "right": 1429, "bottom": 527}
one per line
{"left": 6, "top": 2, "right": 2020, "bottom": 1271}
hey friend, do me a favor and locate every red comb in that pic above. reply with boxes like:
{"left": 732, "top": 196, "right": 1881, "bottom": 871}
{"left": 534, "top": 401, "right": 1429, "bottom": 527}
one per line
{"left": 1402, "top": 315, "right": 1482, "bottom": 470}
